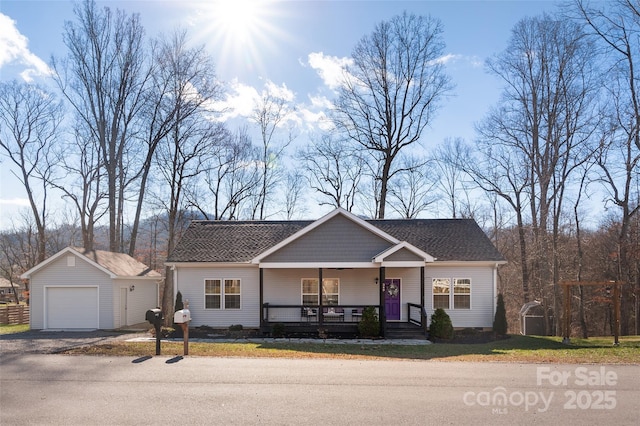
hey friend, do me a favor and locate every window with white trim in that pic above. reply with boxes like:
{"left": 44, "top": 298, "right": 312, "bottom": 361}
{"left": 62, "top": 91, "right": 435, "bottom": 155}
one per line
{"left": 205, "top": 278, "right": 241, "bottom": 309}
{"left": 224, "top": 279, "right": 241, "bottom": 309}
{"left": 432, "top": 278, "right": 450, "bottom": 309}
{"left": 453, "top": 278, "right": 471, "bottom": 309}
{"left": 301, "top": 278, "right": 339, "bottom": 305}
{"left": 432, "top": 277, "right": 471, "bottom": 309}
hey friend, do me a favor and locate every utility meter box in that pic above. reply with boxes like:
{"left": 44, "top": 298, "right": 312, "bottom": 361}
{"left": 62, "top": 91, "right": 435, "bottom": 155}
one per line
{"left": 173, "top": 309, "right": 191, "bottom": 324}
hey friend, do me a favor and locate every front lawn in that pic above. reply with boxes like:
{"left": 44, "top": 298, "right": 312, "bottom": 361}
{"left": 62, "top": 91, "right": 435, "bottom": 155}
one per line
{"left": 63, "top": 334, "right": 640, "bottom": 364}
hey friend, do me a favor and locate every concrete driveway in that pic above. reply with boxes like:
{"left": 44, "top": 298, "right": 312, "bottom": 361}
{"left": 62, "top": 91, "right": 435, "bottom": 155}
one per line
{"left": 0, "top": 330, "right": 148, "bottom": 355}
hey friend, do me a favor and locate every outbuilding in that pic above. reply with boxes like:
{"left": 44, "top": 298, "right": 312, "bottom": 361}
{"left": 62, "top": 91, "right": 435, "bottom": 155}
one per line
{"left": 21, "top": 247, "right": 162, "bottom": 330}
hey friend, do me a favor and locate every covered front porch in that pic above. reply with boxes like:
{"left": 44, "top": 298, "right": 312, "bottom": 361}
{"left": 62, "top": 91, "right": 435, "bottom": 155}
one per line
{"left": 257, "top": 266, "right": 429, "bottom": 338}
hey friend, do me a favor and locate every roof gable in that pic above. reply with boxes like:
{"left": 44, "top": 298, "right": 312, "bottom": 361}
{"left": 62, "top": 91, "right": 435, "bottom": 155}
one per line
{"left": 21, "top": 247, "right": 161, "bottom": 279}
{"left": 167, "top": 209, "right": 506, "bottom": 264}
{"left": 374, "top": 241, "right": 435, "bottom": 265}
{"left": 254, "top": 208, "right": 398, "bottom": 264}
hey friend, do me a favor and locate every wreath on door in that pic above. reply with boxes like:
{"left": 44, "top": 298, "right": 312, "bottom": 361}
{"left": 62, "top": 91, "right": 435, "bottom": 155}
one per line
{"left": 387, "top": 283, "right": 399, "bottom": 298}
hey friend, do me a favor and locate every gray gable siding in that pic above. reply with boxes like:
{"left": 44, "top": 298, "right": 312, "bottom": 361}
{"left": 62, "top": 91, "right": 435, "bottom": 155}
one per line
{"left": 384, "top": 247, "right": 425, "bottom": 262}
{"left": 262, "top": 214, "right": 393, "bottom": 263}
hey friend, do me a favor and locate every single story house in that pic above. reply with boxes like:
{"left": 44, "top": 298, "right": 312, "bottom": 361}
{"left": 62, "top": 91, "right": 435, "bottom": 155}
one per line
{"left": 21, "top": 247, "right": 162, "bottom": 330}
{"left": 166, "top": 208, "right": 506, "bottom": 336}
{"left": 0, "top": 277, "right": 25, "bottom": 302}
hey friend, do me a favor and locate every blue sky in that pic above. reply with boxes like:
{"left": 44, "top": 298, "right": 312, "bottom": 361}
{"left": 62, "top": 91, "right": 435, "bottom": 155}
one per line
{"left": 0, "top": 0, "right": 560, "bottom": 227}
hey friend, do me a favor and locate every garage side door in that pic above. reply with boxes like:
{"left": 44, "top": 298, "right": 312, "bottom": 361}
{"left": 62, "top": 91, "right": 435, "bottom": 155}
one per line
{"left": 46, "top": 287, "right": 99, "bottom": 329}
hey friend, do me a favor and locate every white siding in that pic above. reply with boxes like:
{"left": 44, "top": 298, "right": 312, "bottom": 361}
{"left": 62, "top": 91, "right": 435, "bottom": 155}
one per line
{"left": 175, "top": 266, "right": 260, "bottom": 328}
{"left": 175, "top": 264, "right": 496, "bottom": 329}
{"left": 424, "top": 264, "right": 495, "bottom": 328}
{"left": 263, "top": 268, "right": 381, "bottom": 306}
{"left": 112, "top": 280, "right": 159, "bottom": 328}
{"left": 30, "top": 253, "right": 113, "bottom": 329}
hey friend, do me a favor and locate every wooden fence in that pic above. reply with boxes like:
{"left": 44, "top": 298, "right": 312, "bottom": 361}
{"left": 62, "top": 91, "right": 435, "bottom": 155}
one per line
{"left": 0, "top": 304, "right": 29, "bottom": 325}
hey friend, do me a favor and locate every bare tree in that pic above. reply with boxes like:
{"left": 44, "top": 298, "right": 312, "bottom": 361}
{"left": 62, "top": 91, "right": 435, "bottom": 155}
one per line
{"left": 466, "top": 131, "right": 533, "bottom": 302}
{"left": 192, "top": 128, "right": 260, "bottom": 220}
{"left": 129, "top": 29, "right": 223, "bottom": 256}
{"left": 332, "top": 12, "right": 452, "bottom": 219}
{"left": 431, "top": 137, "right": 473, "bottom": 218}
{"left": 283, "top": 170, "right": 307, "bottom": 220}
{"left": 50, "top": 124, "right": 107, "bottom": 251}
{"left": 52, "top": 0, "right": 149, "bottom": 253}
{"left": 472, "top": 14, "right": 599, "bottom": 335}
{"left": 250, "top": 86, "right": 295, "bottom": 219}
{"left": 297, "top": 134, "right": 363, "bottom": 211}
{"left": 387, "top": 154, "right": 438, "bottom": 219}
{"left": 573, "top": 0, "right": 640, "bottom": 334}
{"left": 0, "top": 81, "right": 62, "bottom": 262}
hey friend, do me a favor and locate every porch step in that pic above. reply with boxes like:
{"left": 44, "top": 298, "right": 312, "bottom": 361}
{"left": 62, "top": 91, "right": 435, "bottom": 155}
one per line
{"left": 384, "top": 323, "right": 428, "bottom": 340}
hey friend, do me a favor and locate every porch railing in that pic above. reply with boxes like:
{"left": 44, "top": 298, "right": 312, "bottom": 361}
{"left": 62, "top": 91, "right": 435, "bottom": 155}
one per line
{"left": 407, "top": 303, "right": 428, "bottom": 332}
{"left": 262, "top": 304, "right": 378, "bottom": 325}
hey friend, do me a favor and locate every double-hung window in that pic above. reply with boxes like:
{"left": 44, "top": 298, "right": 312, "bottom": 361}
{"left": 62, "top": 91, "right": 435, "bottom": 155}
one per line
{"left": 453, "top": 278, "right": 471, "bottom": 309}
{"left": 205, "top": 278, "right": 241, "bottom": 309}
{"left": 432, "top": 277, "right": 471, "bottom": 309}
{"left": 432, "top": 278, "right": 450, "bottom": 309}
{"left": 301, "top": 278, "right": 339, "bottom": 305}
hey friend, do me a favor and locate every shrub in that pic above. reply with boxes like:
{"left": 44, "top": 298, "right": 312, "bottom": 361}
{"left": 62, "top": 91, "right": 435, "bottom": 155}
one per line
{"left": 271, "top": 323, "right": 285, "bottom": 338}
{"left": 493, "top": 293, "right": 508, "bottom": 335}
{"left": 174, "top": 291, "right": 184, "bottom": 312}
{"left": 172, "top": 291, "right": 185, "bottom": 337}
{"left": 229, "top": 324, "right": 243, "bottom": 331}
{"left": 429, "top": 308, "right": 454, "bottom": 339}
{"left": 357, "top": 306, "right": 380, "bottom": 338}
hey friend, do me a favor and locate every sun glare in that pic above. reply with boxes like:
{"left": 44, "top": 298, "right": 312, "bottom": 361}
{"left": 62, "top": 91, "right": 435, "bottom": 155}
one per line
{"left": 215, "top": 0, "right": 260, "bottom": 44}
{"left": 197, "top": 0, "right": 286, "bottom": 76}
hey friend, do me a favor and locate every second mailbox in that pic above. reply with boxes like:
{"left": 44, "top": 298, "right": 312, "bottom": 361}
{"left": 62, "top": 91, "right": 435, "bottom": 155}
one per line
{"left": 173, "top": 309, "right": 191, "bottom": 324}
{"left": 145, "top": 308, "right": 163, "bottom": 325}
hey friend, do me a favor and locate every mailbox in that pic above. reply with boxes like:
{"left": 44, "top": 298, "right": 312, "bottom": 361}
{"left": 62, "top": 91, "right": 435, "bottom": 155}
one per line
{"left": 145, "top": 308, "right": 163, "bottom": 325}
{"left": 173, "top": 309, "right": 191, "bottom": 324}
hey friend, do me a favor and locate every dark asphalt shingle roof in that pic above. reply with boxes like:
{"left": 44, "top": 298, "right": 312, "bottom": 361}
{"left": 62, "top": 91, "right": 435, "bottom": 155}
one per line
{"left": 167, "top": 216, "right": 505, "bottom": 263}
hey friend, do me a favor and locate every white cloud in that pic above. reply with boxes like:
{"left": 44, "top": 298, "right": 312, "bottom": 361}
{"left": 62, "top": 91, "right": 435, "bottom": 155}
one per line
{"left": 0, "top": 198, "right": 30, "bottom": 207}
{"left": 308, "top": 94, "right": 333, "bottom": 110}
{"left": 307, "top": 52, "right": 352, "bottom": 90}
{"left": 214, "top": 79, "right": 300, "bottom": 125}
{"left": 433, "top": 53, "right": 461, "bottom": 65}
{"left": 264, "top": 80, "right": 295, "bottom": 102}
{"left": 0, "top": 13, "right": 52, "bottom": 82}
{"left": 211, "top": 78, "right": 260, "bottom": 121}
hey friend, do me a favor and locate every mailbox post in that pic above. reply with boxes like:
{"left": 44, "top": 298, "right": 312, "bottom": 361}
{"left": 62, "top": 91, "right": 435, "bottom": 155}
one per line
{"left": 173, "top": 301, "right": 191, "bottom": 355}
{"left": 145, "top": 308, "right": 163, "bottom": 355}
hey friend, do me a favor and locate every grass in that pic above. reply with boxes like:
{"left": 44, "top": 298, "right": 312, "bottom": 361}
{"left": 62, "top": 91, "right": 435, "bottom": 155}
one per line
{"left": 63, "top": 334, "right": 640, "bottom": 364}
{"left": 0, "top": 324, "right": 29, "bottom": 334}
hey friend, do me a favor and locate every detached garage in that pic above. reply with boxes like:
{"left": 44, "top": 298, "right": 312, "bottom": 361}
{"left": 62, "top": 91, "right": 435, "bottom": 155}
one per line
{"left": 21, "top": 247, "right": 162, "bottom": 330}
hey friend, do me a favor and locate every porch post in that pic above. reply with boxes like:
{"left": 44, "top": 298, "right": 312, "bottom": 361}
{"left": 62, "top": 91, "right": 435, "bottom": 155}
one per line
{"left": 318, "top": 268, "right": 323, "bottom": 326}
{"left": 420, "top": 266, "right": 426, "bottom": 333}
{"left": 379, "top": 267, "right": 386, "bottom": 338}
{"left": 259, "top": 268, "right": 264, "bottom": 330}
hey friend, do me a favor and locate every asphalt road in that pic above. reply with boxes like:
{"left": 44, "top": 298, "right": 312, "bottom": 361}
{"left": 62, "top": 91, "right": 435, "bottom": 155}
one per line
{"left": 1, "top": 354, "right": 638, "bottom": 425}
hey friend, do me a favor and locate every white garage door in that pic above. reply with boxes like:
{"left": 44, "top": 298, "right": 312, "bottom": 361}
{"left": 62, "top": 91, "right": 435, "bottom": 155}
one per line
{"left": 46, "top": 287, "right": 99, "bottom": 329}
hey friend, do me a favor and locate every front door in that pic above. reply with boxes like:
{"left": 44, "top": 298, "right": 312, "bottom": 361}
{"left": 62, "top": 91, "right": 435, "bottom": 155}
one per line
{"left": 384, "top": 279, "right": 401, "bottom": 321}
{"left": 119, "top": 287, "right": 128, "bottom": 327}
